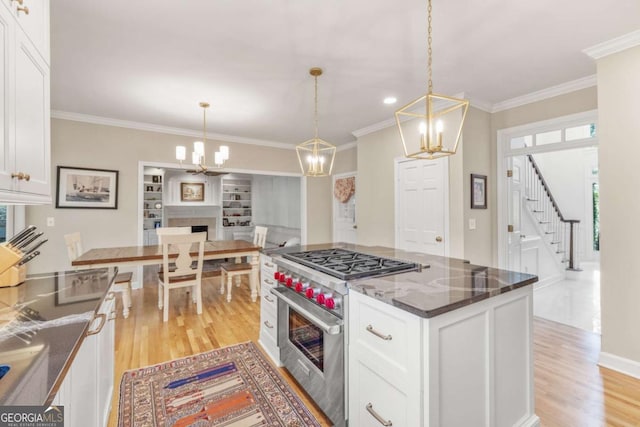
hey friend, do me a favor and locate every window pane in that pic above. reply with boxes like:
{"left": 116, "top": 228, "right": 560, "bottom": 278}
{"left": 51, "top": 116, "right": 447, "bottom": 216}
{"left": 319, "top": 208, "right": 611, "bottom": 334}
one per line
{"left": 536, "top": 130, "right": 561, "bottom": 146}
{"left": 566, "top": 124, "right": 596, "bottom": 141}
{"left": 510, "top": 135, "right": 532, "bottom": 149}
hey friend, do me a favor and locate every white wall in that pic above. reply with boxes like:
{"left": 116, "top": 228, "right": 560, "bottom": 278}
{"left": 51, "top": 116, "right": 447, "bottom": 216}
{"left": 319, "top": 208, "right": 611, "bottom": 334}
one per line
{"left": 597, "top": 45, "right": 640, "bottom": 368}
{"left": 533, "top": 147, "right": 599, "bottom": 262}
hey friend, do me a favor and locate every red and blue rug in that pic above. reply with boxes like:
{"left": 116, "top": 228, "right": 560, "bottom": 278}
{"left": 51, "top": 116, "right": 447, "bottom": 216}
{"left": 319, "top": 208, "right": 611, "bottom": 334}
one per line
{"left": 118, "top": 341, "right": 321, "bottom": 426}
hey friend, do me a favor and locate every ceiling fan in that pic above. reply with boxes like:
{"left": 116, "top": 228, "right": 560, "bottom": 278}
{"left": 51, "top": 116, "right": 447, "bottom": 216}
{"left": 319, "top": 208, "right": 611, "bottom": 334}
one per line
{"left": 186, "top": 168, "right": 228, "bottom": 176}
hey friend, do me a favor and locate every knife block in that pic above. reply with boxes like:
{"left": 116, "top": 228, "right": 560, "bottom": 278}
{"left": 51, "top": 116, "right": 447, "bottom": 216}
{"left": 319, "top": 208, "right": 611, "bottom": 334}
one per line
{"left": 0, "top": 244, "right": 26, "bottom": 287}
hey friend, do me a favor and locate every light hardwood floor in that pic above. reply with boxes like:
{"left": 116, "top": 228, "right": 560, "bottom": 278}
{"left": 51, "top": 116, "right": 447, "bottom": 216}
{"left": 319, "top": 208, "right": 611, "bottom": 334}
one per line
{"left": 107, "top": 273, "right": 640, "bottom": 426}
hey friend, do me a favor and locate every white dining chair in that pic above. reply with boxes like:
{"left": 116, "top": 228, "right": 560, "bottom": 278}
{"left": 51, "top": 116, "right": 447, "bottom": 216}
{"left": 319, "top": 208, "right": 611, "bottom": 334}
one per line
{"left": 64, "top": 232, "right": 133, "bottom": 318}
{"left": 157, "top": 232, "right": 206, "bottom": 322}
{"left": 220, "top": 226, "right": 267, "bottom": 302}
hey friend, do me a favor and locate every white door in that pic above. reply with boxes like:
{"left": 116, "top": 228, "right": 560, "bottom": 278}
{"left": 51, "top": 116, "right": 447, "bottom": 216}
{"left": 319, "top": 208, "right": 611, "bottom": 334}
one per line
{"left": 396, "top": 158, "right": 446, "bottom": 256}
{"left": 507, "top": 156, "right": 525, "bottom": 272}
{"left": 333, "top": 172, "right": 357, "bottom": 244}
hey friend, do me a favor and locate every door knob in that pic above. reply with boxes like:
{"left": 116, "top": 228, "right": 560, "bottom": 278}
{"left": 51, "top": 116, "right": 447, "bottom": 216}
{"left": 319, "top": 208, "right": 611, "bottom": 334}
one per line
{"left": 435, "top": 236, "right": 443, "bottom": 242}
{"left": 352, "top": 225, "right": 357, "bottom": 229}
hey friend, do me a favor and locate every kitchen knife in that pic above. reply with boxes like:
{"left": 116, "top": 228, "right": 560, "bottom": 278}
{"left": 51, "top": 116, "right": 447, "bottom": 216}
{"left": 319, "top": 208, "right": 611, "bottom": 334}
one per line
{"left": 7, "top": 226, "right": 36, "bottom": 246}
{"left": 16, "top": 232, "right": 44, "bottom": 250}
{"left": 21, "top": 239, "right": 48, "bottom": 257}
{"left": 18, "top": 251, "right": 40, "bottom": 266}
{"left": 10, "top": 230, "right": 37, "bottom": 249}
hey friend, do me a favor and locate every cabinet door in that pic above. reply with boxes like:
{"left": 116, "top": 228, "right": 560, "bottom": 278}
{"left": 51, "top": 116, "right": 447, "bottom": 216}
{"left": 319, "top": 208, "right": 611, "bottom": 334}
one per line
{"left": 66, "top": 330, "right": 98, "bottom": 427}
{"left": 0, "top": 5, "right": 12, "bottom": 191}
{"left": 96, "top": 297, "right": 115, "bottom": 427}
{"left": 12, "top": 0, "right": 48, "bottom": 63}
{"left": 14, "top": 29, "right": 50, "bottom": 198}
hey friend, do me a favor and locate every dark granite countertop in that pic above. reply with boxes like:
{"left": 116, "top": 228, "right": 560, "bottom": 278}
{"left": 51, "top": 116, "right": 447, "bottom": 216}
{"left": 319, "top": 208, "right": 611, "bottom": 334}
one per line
{"left": 265, "top": 243, "right": 538, "bottom": 318}
{"left": 0, "top": 268, "right": 114, "bottom": 406}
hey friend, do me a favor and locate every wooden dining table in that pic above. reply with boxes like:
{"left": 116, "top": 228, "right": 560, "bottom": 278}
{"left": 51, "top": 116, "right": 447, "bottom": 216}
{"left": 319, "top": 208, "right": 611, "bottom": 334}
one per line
{"left": 71, "top": 240, "right": 262, "bottom": 302}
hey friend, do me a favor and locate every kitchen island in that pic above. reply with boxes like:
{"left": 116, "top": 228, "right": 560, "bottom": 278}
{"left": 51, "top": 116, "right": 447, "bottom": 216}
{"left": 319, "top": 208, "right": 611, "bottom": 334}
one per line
{"left": 263, "top": 243, "right": 539, "bottom": 427}
{"left": 0, "top": 269, "right": 115, "bottom": 425}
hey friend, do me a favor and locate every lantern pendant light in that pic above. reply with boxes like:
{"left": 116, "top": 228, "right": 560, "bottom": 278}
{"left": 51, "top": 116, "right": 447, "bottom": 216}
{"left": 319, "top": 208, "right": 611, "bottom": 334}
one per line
{"left": 395, "top": 0, "right": 469, "bottom": 160}
{"left": 296, "top": 68, "right": 336, "bottom": 177}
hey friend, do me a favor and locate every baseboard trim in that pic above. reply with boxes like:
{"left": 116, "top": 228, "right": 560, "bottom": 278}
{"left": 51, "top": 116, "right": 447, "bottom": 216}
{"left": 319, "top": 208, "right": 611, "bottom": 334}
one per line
{"left": 258, "top": 340, "right": 283, "bottom": 367}
{"left": 599, "top": 352, "right": 640, "bottom": 379}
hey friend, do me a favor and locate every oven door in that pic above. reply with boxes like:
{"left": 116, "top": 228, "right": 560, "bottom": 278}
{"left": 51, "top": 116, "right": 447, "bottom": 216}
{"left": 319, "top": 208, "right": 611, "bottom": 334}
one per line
{"left": 272, "top": 287, "right": 346, "bottom": 427}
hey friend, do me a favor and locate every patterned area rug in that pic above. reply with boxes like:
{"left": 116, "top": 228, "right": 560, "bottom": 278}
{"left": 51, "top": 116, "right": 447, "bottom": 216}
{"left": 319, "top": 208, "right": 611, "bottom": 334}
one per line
{"left": 118, "top": 342, "right": 321, "bottom": 426}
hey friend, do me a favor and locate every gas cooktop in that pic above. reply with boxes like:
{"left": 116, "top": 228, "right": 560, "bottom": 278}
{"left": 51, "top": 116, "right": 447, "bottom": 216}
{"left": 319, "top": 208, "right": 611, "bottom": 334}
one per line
{"left": 282, "top": 248, "right": 419, "bottom": 281}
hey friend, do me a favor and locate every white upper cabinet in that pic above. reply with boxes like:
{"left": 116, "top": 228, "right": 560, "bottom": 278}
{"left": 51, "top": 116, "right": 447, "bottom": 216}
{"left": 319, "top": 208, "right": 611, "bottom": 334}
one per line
{"left": 0, "top": 0, "right": 50, "bottom": 204}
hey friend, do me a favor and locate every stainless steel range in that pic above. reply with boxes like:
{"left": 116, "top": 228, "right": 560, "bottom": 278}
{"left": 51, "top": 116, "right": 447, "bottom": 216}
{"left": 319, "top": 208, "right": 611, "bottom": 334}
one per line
{"left": 271, "top": 248, "right": 419, "bottom": 427}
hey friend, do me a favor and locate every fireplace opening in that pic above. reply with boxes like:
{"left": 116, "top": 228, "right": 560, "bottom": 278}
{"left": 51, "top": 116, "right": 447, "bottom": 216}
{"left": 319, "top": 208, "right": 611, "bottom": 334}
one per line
{"left": 191, "top": 225, "right": 208, "bottom": 240}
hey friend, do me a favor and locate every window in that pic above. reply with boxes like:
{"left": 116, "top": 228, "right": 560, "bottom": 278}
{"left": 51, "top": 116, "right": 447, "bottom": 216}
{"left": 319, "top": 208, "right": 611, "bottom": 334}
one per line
{"left": 592, "top": 183, "right": 599, "bottom": 251}
{"left": 566, "top": 124, "right": 597, "bottom": 141}
{"left": 536, "top": 130, "right": 562, "bottom": 146}
{"left": 510, "top": 135, "right": 532, "bottom": 149}
{"left": 0, "top": 206, "right": 6, "bottom": 243}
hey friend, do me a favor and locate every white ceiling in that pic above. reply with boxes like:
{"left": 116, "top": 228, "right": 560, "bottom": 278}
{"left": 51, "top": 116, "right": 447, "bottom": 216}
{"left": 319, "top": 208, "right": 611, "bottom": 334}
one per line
{"left": 51, "top": 0, "right": 640, "bottom": 146}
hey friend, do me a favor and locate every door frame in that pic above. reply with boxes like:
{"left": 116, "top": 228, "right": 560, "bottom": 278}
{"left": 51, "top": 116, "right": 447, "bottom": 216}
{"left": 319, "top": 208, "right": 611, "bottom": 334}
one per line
{"left": 394, "top": 156, "right": 450, "bottom": 256}
{"left": 332, "top": 171, "right": 357, "bottom": 244}
{"left": 496, "top": 110, "right": 599, "bottom": 269}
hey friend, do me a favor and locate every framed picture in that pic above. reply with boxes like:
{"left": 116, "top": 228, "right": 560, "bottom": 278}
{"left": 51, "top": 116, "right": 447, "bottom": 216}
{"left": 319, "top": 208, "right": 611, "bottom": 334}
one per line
{"left": 55, "top": 272, "right": 105, "bottom": 306}
{"left": 471, "top": 174, "right": 487, "bottom": 209}
{"left": 152, "top": 175, "right": 159, "bottom": 183}
{"left": 56, "top": 166, "right": 119, "bottom": 209}
{"left": 181, "top": 182, "right": 205, "bottom": 202}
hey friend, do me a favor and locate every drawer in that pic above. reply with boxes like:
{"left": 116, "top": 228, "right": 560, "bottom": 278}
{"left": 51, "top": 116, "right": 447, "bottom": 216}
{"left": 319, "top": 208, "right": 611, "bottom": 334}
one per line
{"left": 261, "top": 286, "right": 278, "bottom": 313}
{"left": 349, "top": 358, "right": 419, "bottom": 427}
{"left": 261, "top": 275, "right": 278, "bottom": 290}
{"left": 260, "top": 255, "right": 277, "bottom": 275}
{"left": 259, "top": 326, "right": 280, "bottom": 366}
{"left": 349, "top": 292, "right": 421, "bottom": 386}
{"left": 260, "top": 306, "right": 277, "bottom": 342}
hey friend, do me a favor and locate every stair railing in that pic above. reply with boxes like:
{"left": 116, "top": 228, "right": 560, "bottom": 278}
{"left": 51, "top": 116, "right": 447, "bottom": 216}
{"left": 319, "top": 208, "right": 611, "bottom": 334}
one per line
{"left": 525, "top": 155, "right": 581, "bottom": 271}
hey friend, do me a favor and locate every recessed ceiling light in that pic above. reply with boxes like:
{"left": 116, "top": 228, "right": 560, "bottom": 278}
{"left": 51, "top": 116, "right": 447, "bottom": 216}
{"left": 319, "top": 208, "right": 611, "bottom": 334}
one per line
{"left": 383, "top": 97, "right": 397, "bottom": 105}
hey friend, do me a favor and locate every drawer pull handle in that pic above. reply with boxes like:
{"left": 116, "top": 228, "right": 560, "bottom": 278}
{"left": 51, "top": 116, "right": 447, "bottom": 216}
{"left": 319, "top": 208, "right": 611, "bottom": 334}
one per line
{"left": 11, "top": 172, "right": 30, "bottom": 181}
{"left": 366, "top": 324, "right": 392, "bottom": 341}
{"left": 16, "top": 5, "right": 29, "bottom": 14}
{"left": 263, "top": 320, "right": 274, "bottom": 329}
{"left": 264, "top": 295, "right": 274, "bottom": 303}
{"left": 87, "top": 313, "right": 107, "bottom": 336}
{"left": 108, "top": 310, "right": 117, "bottom": 321}
{"left": 265, "top": 262, "right": 274, "bottom": 268}
{"left": 265, "top": 279, "right": 275, "bottom": 285}
{"left": 366, "top": 403, "right": 392, "bottom": 426}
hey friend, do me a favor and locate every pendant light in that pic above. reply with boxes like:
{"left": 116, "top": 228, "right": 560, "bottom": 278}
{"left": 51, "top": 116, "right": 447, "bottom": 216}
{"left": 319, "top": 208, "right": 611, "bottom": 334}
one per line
{"left": 176, "top": 102, "right": 229, "bottom": 173}
{"left": 296, "top": 68, "right": 336, "bottom": 177}
{"left": 395, "top": 0, "right": 469, "bottom": 160}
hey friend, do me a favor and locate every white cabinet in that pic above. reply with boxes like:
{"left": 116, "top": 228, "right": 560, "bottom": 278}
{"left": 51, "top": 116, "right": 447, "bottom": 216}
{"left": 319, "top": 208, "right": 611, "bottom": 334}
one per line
{"left": 0, "top": 0, "right": 50, "bottom": 204}
{"left": 348, "top": 291, "right": 422, "bottom": 427}
{"left": 349, "top": 286, "right": 538, "bottom": 427}
{"left": 258, "top": 254, "right": 280, "bottom": 365}
{"left": 53, "top": 294, "right": 116, "bottom": 427}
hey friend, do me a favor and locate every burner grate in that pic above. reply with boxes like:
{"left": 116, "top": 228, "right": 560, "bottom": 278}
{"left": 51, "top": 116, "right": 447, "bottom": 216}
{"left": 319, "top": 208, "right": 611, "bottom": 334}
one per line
{"left": 282, "top": 249, "right": 418, "bottom": 280}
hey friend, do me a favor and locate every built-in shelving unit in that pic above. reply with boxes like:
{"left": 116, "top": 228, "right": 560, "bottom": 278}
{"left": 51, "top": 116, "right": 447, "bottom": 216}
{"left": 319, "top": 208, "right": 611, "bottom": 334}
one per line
{"left": 143, "top": 173, "right": 163, "bottom": 231}
{"left": 222, "top": 177, "right": 252, "bottom": 229}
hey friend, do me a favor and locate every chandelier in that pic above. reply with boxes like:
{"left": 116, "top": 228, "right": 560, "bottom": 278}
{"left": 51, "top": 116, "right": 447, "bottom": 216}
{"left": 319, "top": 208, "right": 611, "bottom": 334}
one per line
{"left": 395, "top": 0, "right": 469, "bottom": 160}
{"left": 296, "top": 68, "right": 336, "bottom": 177}
{"left": 176, "top": 102, "right": 229, "bottom": 173}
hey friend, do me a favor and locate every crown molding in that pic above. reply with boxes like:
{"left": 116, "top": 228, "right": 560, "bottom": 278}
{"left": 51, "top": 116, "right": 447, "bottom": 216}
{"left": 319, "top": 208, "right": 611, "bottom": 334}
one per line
{"left": 51, "top": 110, "right": 295, "bottom": 150}
{"left": 583, "top": 29, "right": 640, "bottom": 60}
{"left": 337, "top": 141, "right": 357, "bottom": 151}
{"left": 491, "top": 75, "right": 597, "bottom": 113}
{"left": 351, "top": 117, "right": 397, "bottom": 138}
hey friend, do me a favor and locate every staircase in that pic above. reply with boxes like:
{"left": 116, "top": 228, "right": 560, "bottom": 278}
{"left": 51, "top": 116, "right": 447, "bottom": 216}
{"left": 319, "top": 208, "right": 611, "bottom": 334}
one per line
{"left": 523, "top": 155, "right": 581, "bottom": 271}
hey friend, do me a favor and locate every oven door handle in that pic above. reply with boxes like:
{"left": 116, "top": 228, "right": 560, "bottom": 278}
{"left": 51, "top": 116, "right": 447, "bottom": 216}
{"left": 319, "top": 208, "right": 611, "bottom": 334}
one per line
{"left": 271, "top": 287, "right": 343, "bottom": 335}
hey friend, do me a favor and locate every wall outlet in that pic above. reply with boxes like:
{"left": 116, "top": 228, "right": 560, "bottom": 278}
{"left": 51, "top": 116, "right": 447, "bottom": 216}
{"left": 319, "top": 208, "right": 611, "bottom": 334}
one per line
{"left": 469, "top": 218, "right": 476, "bottom": 230}
{"left": 46, "top": 217, "right": 55, "bottom": 227}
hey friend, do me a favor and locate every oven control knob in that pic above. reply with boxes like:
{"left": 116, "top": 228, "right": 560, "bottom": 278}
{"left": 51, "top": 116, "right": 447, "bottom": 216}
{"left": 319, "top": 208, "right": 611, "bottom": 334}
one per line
{"left": 325, "top": 297, "right": 336, "bottom": 310}
{"left": 316, "top": 293, "right": 326, "bottom": 304}
{"left": 305, "top": 287, "right": 317, "bottom": 299}
{"left": 274, "top": 271, "right": 281, "bottom": 281}
{"left": 279, "top": 273, "right": 288, "bottom": 284}
{"left": 294, "top": 281, "right": 304, "bottom": 292}
{"left": 286, "top": 276, "right": 294, "bottom": 287}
